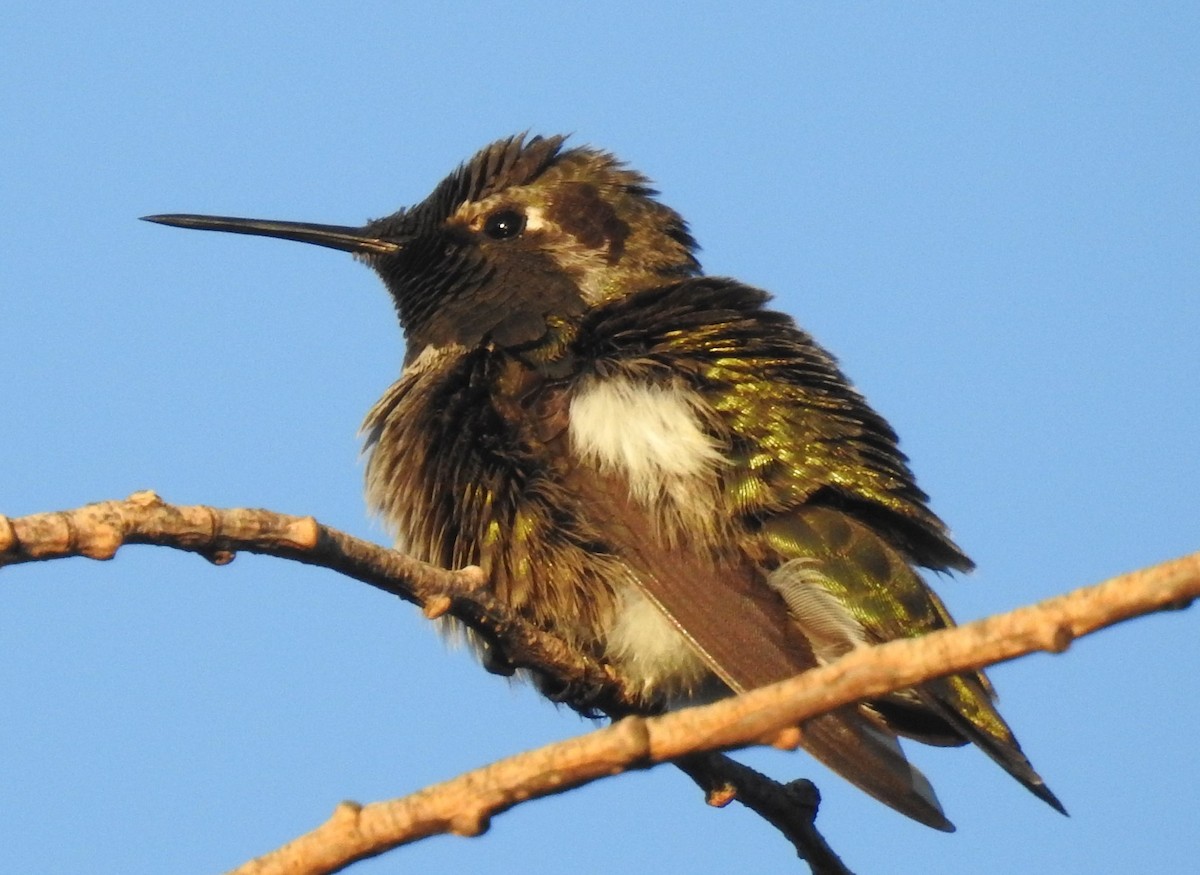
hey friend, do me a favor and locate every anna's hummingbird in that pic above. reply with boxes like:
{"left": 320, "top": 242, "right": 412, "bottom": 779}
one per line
{"left": 145, "top": 133, "right": 1063, "bottom": 830}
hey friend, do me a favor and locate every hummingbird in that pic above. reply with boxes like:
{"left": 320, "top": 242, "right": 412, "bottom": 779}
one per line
{"left": 144, "top": 133, "right": 1063, "bottom": 831}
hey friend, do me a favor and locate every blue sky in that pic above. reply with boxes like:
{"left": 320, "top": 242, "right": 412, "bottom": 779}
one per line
{"left": 2, "top": 4, "right": 1197, "bottom": 873}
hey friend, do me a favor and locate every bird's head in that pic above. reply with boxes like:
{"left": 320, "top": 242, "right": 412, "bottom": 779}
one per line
{"left": 145, "top": 134, "right": 699, "bottom": 361}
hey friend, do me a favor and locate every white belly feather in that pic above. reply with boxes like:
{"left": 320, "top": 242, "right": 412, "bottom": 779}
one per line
{"left": 568, "top": 375, "right": 727, "bottom": 700}
{"left": 568, "top": 374, "right": 725, "bottom": 510}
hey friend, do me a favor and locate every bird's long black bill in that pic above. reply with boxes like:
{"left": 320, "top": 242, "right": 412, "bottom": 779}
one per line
{"left": 141, "top": 214, "right": 400, "bottom": 255}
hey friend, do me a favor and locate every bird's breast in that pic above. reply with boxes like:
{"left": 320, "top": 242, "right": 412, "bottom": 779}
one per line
{"left": 365, "top": 352, "right": 741, "bottom": 704}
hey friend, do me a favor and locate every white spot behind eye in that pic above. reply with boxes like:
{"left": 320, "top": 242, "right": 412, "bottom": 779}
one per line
{"left": 524, "top": 206, "right": 546, "bottom": 232}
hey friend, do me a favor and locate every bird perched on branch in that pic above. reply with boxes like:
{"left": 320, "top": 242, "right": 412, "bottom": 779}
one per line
{"left": 145, "top": 133, "right": 1063, "bottom": 830}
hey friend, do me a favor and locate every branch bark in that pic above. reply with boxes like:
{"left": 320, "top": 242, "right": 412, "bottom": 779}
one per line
{"left": 2, "top": 493, "right": 1196, "bottom": 875}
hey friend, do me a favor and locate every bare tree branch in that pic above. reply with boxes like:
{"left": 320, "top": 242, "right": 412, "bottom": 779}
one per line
{"left": 2, "top": 493, "right": 1196, "bottom": 875}
{"left": 225, "top": 547, "right": 1198, "bottom": 875}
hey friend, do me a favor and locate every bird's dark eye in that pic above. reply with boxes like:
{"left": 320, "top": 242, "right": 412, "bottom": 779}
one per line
{"left": 483, "top": 209, "right": 526, "bottom": 240}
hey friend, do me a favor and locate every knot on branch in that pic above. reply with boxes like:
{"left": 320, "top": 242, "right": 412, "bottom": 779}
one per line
{"left": 1047, "top": 623, "right": 1074, "bottom": 654}
{"left": 0, "top": 514, "right": 15, "bottom": 553}
{"left": 449, "top": 809, "right": 491, "bottom": 837}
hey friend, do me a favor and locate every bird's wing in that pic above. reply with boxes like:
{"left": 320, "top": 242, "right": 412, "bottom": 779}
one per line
{"left": 555, "top": 415, "right": 953, "bottom": 831}
{"left": 571, "top": 276, "right": 1060, "bottom": 821}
